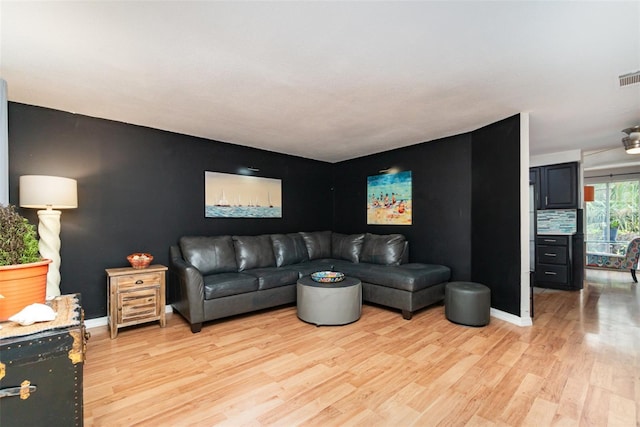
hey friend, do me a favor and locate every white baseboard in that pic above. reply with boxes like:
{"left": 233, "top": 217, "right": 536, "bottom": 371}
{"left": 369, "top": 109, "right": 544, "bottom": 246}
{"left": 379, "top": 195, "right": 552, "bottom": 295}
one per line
{"left": 85, "top": 304, "right": 173, "bottom": 330}
{"left": 85, "top": 304, "right": 532, "bottom": 329}
{"left": 490, "top": 307, "right": 532, "bottom": 326}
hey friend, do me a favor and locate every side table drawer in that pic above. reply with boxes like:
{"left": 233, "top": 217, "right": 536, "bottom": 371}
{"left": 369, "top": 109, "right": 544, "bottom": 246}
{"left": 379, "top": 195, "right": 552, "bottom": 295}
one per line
{"left": 114, "top": 272, "right": 163, "bottom": 290}
{"left": 118, "top": 287, "right": 160, "bottom": 324}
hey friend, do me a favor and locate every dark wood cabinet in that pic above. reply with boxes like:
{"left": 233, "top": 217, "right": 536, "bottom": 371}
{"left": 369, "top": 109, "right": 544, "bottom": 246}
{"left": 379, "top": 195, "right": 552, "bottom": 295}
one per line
{"left": 535, "top": 162, "right": 578, "bottom": 209}
{"left": 530, "top": 163, "right": 582, "bottom": 290}
{"left": 529, "top": 168, "right": 541, "bottom": 210}
{"left": 535, "top": 235, "right": 574, "bottom": 289}
{"left": 572, "top": 233, "right": 585, "bottom": 290}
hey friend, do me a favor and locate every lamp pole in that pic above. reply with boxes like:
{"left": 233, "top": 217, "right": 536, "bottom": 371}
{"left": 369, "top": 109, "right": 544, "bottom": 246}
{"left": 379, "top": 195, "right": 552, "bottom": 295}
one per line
{"left": 36, "top": 207, "right": 63, "bottom": 298}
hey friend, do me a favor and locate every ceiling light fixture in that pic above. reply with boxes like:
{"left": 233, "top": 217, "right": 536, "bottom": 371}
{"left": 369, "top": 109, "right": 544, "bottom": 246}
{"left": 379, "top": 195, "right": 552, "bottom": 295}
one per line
{"left": 622, "top": 126, "right": 640, "bottom": 154}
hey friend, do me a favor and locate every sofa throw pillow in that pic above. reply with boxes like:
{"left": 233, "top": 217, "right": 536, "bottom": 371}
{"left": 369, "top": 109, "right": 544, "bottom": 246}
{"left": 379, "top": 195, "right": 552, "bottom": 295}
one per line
{"left": 360, "top": 233, "right": 407, "bottom": 265}
{"left": 300, "top": 231, "right": 332, "bottom": 260}
{"left": 270, "top": 233, "right": 309, "bottom": 267}
{"left": 331, "top": 233, "right": 365, "bottom": 263}
{"left": 179, "top": 236, "right": 238, "bottom": 275}
{"left": 232, "top": 235, "right": 277, "bottom": 271}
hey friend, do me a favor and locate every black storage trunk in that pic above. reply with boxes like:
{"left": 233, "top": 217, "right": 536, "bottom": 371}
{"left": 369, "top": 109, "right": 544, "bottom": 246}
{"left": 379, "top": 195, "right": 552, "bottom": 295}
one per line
{"left": 0, "top": 294, "right": 86, "bottom": 427}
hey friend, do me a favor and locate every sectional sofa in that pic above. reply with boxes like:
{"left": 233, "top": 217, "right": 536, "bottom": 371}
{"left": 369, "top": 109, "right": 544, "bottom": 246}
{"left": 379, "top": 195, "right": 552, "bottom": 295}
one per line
{"left": 169, "top": 231, "right": 451, "bottom": 332}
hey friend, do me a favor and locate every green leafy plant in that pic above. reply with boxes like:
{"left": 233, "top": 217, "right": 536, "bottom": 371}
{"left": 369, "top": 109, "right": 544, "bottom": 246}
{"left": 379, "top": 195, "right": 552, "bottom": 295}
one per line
{"left": 0, "top": 204, "right": 41, "bottom": 266}
{"left": 610, "top": 218, "right": 620, "bottom": 229}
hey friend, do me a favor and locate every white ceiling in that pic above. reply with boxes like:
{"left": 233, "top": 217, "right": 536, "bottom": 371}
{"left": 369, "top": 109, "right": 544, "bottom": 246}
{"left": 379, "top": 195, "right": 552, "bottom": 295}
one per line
{"left": 1, "top": 1, "right": 639, "bottom": 163}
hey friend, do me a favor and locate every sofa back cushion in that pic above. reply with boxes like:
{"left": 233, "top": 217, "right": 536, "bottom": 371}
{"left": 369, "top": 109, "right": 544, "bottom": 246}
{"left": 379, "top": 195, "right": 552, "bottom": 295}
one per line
{"left": 300, "top": 231, "right": 332, "bottom": 260}
{"left": 232, "top": 235, "right": 277, "bottom": 271}
{"left": 331, "top": 233, "right": 365, "bottom": 263}
{"left": 270, "top": 233, "right": 309, "bottom": 267}
{"left": 179, "top": 236, "right": 238, "bottom": 275}
{"left": 360, "top": 233, "right": 407, "bottom": 265}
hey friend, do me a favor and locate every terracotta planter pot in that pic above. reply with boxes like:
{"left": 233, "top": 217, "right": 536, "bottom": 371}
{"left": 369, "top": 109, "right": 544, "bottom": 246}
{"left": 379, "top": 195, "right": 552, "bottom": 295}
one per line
{"left": 0, "top": 259, "right": 51, "bottom": 321}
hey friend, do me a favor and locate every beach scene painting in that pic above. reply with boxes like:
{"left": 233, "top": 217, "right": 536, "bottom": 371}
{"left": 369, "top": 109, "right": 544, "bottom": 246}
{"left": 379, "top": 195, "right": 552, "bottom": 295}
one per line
{"left": 205, "top": 171, "right": 282, "bottom": 218}
{"left": 367, "top": 171, "right": 412, "bottom": 225}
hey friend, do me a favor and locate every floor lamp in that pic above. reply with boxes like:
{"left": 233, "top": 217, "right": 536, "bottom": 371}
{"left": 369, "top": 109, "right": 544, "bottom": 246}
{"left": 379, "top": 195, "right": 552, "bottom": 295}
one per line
{"left": 19, "top": 175, "right": 78, "bottom": 299}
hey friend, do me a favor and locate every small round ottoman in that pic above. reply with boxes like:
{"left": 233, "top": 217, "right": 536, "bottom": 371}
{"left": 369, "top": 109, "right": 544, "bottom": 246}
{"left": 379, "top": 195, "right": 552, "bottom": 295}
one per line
{"left": 445, "top": 282, "right": 491, "bottom": 326}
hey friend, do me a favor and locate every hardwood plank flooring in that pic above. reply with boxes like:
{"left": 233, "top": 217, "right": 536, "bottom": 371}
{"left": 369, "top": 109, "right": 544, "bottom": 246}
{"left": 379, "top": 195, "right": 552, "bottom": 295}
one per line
{"left": 84, "top": 270, "right": 639, "bottom": 426}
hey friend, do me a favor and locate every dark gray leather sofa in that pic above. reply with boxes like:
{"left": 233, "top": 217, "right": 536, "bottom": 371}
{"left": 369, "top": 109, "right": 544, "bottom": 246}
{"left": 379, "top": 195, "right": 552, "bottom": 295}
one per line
{"left": 169, "top": 231, "right": 450, "bottom": 332}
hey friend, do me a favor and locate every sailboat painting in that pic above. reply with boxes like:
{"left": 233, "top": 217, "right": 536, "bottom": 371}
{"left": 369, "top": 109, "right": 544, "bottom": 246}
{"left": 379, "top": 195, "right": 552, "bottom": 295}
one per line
{"left": 205, "top": 171, "right": 282, "bottom": 218}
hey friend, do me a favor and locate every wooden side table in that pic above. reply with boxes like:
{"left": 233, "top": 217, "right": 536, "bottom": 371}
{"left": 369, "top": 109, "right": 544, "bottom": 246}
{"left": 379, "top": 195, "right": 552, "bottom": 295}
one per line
{"left": 105, "top": 264, "right": 167, "bottom": 339}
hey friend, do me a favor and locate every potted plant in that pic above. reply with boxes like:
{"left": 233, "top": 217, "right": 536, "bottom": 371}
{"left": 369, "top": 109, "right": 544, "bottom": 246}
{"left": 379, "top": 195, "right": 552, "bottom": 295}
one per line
{"left": 609, "top": 218, "right": 620, "bottom": 241}
{"left": 0, "top": 204, "right": 51, "bottom": 321}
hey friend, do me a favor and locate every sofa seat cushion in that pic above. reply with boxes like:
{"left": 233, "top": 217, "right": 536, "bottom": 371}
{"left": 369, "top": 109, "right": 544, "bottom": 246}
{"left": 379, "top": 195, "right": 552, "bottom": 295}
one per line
{"left": 360, "top": 233, "right": 406, "bottom": 265}
{"left": 339, "top": 263, "right": 451, "bottom": 292}
{"left": 278, "top": 260, "right": 336, "bottom": 278}
{"left": 315, "top": 259, "right": 356, "bottom": 273}
{"left": 232, "top": 235, "right": 276, "bottom": 271}
{"left": 270, "top": 233, "right": 309, "bottom": 267}
{"left": 203, "top": 272, "right": 259, "bottom": 299}
{"left": 180, "top": 236, "right": 238, "bottom": 275}
{"left": 244, "top": 268, "right": 300, "bottom": 290}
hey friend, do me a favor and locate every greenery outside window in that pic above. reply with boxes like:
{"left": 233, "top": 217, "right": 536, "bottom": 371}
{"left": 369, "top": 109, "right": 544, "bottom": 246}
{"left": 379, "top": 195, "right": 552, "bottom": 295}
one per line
{"left": 586, "top": 179, "right": 639, "bottom": 255}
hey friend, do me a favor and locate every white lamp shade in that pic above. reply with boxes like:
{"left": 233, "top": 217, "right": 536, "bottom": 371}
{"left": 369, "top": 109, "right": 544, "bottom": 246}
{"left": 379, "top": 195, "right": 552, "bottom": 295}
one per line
{"left": 19, "top": 175, "right": 78, "bottom": 209}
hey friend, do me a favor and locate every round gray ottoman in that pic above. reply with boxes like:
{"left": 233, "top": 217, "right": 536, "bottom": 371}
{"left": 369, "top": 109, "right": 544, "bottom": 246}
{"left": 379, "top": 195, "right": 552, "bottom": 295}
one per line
{"left": 445, "top": 281, "right": 491, "bottom": 326}
{"left": 297, "top": 276, "right": 361, "bottom": 326}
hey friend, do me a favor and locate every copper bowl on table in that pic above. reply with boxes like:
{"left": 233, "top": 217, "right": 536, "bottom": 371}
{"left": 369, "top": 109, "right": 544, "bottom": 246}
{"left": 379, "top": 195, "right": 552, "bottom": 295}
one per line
{"left": 127, "top": 253, "right": 153, "bottom": 269}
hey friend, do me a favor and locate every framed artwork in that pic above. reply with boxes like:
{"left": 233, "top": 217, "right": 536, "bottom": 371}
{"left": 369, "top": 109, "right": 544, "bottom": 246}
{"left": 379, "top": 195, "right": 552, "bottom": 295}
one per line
{"left": 205, "top": 171, "right": 282, "bottom": 218}
{"left": 367, "top": 171, "right": 412, "bottom": 225}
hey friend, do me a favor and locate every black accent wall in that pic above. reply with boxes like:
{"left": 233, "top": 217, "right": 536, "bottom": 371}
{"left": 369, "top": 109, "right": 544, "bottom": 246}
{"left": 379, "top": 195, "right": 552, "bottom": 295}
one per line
{"left": 8, "top": 102, "right": 524, "bottom": 320}
{"left": 332, "top": 134, "right": 473, "bottom": 280}
{"left": 471, "top": 116, "right": 521, "bottom": 315}
{"left": 332, "top": 114, "right": 523, "bottom": 316}
{"left": 8, "top": 103, "right": 333, "bottom": 318}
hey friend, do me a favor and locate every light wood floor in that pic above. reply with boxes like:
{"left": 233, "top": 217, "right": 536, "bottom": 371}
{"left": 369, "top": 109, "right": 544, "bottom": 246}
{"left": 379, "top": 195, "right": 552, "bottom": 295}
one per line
{"left": 84, "top": 270, "right": 639, "bottom": 426}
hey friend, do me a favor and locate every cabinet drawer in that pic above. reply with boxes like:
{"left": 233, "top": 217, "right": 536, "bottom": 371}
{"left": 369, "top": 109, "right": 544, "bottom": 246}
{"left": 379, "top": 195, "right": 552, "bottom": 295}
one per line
{"left": 536, "top": 236, "right": 569, "bottom": 246}
{"left": 114, "top": 272, "right": 163, "bottom": 290}
{"left": 535, "top": 265, "right": 568, "bottom": 283}
{"left": 537, "top": 246, "right": 567, "bottom": 265}
{"left": 118, "top": 287, "right": 160, "bottom": 323}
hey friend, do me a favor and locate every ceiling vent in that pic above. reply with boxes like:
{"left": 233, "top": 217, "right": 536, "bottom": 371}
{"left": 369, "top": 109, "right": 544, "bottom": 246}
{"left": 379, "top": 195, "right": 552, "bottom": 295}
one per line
{"left": 619, "top": 71, "right": 640, "bottom": 87}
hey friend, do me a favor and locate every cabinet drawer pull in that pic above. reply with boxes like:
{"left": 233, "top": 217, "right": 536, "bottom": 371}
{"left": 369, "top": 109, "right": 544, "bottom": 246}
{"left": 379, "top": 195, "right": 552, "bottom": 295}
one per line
{"left": 544, "top": 271, "right": 557, "bottom": 275}
{"left": 543, "top": 239, "right": 556, "bottom": 243}
{"left": 544, "top": 253, "right": 557, "bottom": 257}
{"left": 135, "top": 280, "right": 143, "bottom": 284}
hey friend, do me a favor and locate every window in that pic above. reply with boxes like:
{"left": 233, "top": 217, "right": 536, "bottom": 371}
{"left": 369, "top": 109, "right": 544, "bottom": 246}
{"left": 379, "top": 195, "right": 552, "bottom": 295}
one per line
{"left": 586, "top": 179, "right": 640, "bottom": 254}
